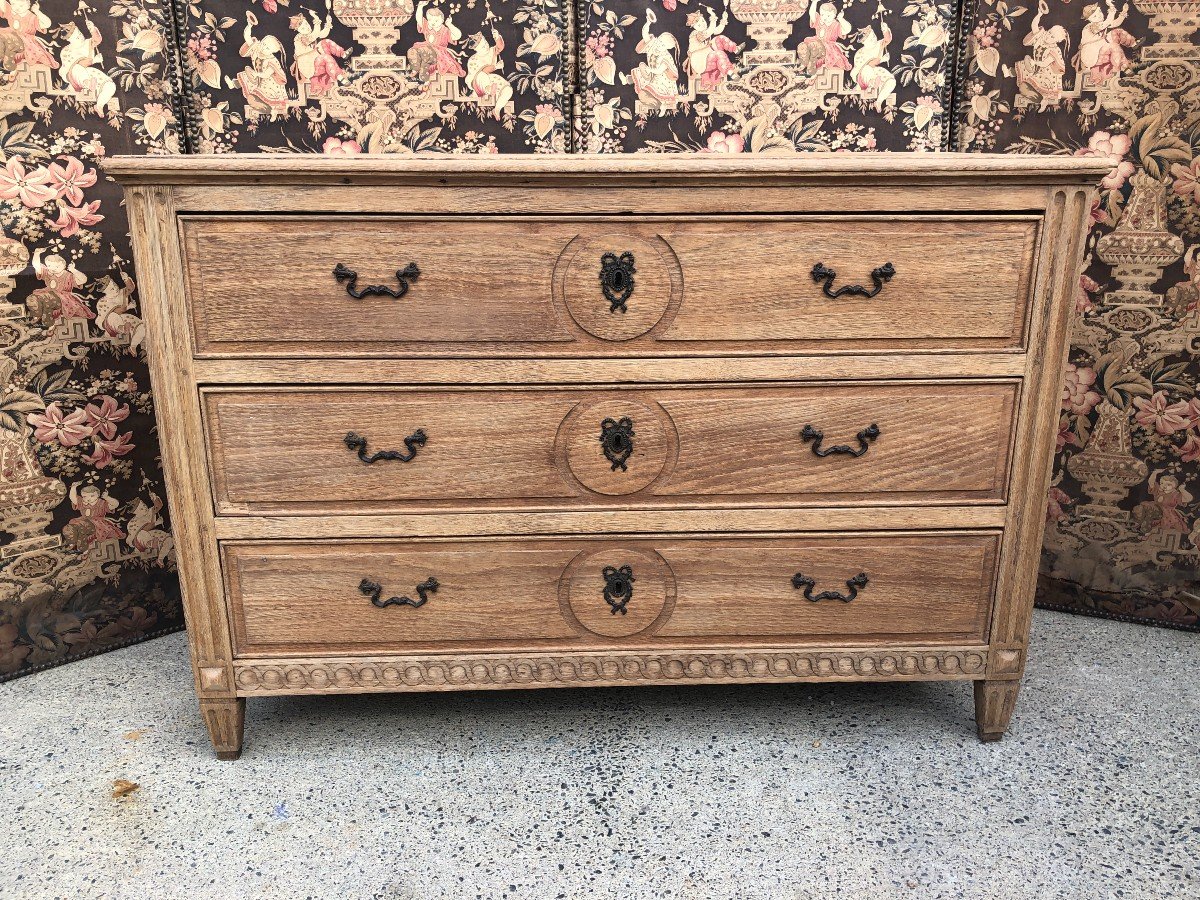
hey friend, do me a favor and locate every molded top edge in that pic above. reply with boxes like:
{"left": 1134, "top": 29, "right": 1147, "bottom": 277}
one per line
{"left": 104, "top": 152, "right": 1115, "bottom": 184}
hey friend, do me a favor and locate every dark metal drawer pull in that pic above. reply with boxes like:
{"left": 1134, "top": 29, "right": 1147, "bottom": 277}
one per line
{"left": 599, "top": 417, "right": 634, "bottom": 471}
{"left": 602, "top": 565, "right": 635, "bottom": 615}
{"left": 599, "top": 251, "right": 636, "bottom": 312}
{"left": 792, "top": 572, "right": 868, "bottom": 603}
{"left": 333, "top": 261, "right": 420, "bottom": 299}
{"left": 800, "top": 423, "right": 879, "bottom": 458}
{"left": 344, "top": 429, "right": 426, "bottom": 465}
{"left": 810, "top": 261, "right": 894, "bottom": 299}
{"left": 360, "top": 577, "right": 439, "bottom": 609}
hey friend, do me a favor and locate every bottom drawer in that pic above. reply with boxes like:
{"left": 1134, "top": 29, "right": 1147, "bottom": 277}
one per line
{"left": 224, "top": 532, "right": 998, "bottom": 656}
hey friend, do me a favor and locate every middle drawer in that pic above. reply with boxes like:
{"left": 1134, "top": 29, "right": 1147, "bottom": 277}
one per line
{"left": 203, "top": 382, "right": 1017, "bottom": 514}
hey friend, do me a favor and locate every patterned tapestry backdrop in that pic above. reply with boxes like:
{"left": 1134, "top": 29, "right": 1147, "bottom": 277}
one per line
{"left": 956, "top": 0, "right": 1200, "bottom": 629}
{"left": 0, "top": 0, "right": 186, "bottom": 680}
{"left": 576, "top": 0, "right": 955, "bottom": 152}
{"left": 177, "top": 0, "right": 570, "bottom": 153}
{"left": 1, "top": 0, "right": 1194, "bottom": 681}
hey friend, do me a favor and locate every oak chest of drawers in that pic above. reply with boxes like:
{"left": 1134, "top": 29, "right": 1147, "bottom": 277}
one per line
{"left": 107, "top": 154, "right": 1105, "bottom": 759}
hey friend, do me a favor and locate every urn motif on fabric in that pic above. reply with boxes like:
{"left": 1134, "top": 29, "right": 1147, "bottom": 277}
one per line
{"left": 959, "top": 0, "right": 1200, "bottom": 629}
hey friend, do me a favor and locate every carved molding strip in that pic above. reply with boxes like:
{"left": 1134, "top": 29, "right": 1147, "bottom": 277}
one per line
{"left": 234, "top": 648, "right": 988, "bottom": 694}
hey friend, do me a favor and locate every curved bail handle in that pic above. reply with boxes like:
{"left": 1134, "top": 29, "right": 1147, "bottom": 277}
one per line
{"left": 359, "top": 577, "right": 439, "bottom": 609}
{"left": 810, "top": 261, "right": 895, "bottom": 299}
{"left": 800, "top": 423, "right": 880, "bottom": 458}
{"left": 791, "top": 572, "right": 869, "bottom": 603}
{"left": 343, "top": 428, "right": 427, "bottom": 464}
{"left": 333, "top": 261, "right": 421, "bottom": 299}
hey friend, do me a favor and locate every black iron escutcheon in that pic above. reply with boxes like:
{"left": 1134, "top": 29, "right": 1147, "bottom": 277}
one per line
{"left": 333, "top": 262, "right": 421, "bottom": 299}
{"left": 791, "top": 572, "right": 869, "bottom": 603}
{"left": 344, "top": 429, "right": 427, "bottom": 464}
{"left": 359, "top": 576, "right": 439, "bottom": 609}
{"left": 602, "top": 565, "right": 635, "bottom": 615}
{"left": 800, "top": 423, "right": 880, "bottom": 458}
{"left": 599, "top": 251, "right": 636, "bottom": 313}
{"left": 599, "top": 417, "right": 635, "bottom": 471}
{"left": 810, "top": 261, "right": 895, "bottom": 299}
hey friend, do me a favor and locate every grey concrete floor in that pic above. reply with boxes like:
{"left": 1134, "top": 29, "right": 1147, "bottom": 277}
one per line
{"left": 0, "top": 610, "right": 1196, "bottom": 900}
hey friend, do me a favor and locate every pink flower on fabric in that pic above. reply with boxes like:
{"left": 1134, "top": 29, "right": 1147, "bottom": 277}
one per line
{"left": 1171, "top": 158, "right": 1200, "bottom": 206}
{"left": 322, "top": 137, "right": 362, "bottom": 156}
{"left": 1061, "top": 364, "right": 1102, "bottom": 416}
{"left": 84, "top": 395, "right": 131, "bottom": 440}
{"left": 1133, "top": 391, "right": 1192, "bottom": 435}
{"left": 1178, "top": 432, "right": 1200, "bottom": 463}
{"left": 83, "top": 432, "right": 135, "bottom": 468}
{"left": 46, "top": 157, "right": 98, "bottom": 205}
{"left": 0, "top": 158, "right": 56, "bottom": 208}
{"left": 28, "top": 403, "right": 91, "bottom": 446}
{"left": 703, "top": 131, "right": 744, "bottom": 153}
{"left": 1074, "top": 131, "right": 1134, "bottom": 191}
{"left": 49, "top": 200, "right": 104, "bottom": 237}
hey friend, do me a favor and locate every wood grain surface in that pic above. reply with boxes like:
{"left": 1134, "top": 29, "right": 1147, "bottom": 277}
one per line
{"left": 103, "top": 155, "right": 1096, "bottom": 755}
{"left": 183, "top": 216, "right": 1036, "bottom": 356}
{"left": 202, "top": 381, "right": 1017, "bottom": 514}
{"left": 223, "top": 531, "right": 999, "bottom": 656}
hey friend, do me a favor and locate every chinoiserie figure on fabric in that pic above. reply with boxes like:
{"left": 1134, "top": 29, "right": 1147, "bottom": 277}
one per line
{"left": 622, "top": 10, "right": 681, "bottom": 110}
{"left": 1015, "top": 1, "right": 1069, "bottom": 112}
{"left": 0, "top": 0, "right": 56, "bottom": 70}
{"left": 466, "top": 28, "right": 512, "bottom": 120}
{"left": 801, "top": 2, "right": 852, "bottom": 74}
{"left": 411, "top": 1, "right": 466, "bottom": 79}
{"left": 235, "top": 12, "right": 289, "bottom": 121}
{"left": 64, "top": 484, "right": 125, "bottom": 551}
{"left": 684, "top": 7, "right": 739, "bottom": 92}
{"left": 28, "top": 249, "right": 91, "bottom": 324}
{"left": 58, "top": 19, "right": 119, "bottom": 116}
{"left": 851, "top": 23, "right": 896, "bottom": 111}
{"left": 1075, "top": 0, "right": 1133, "bottom": 85}
{"left": 290, "top": 7, "right": 346, "bottom": 99}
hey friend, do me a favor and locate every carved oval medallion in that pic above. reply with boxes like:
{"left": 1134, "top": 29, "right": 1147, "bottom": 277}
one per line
{"left": 554, "top": 232, "right": 680, "bottom": 341}
{"left": 559, "top": 545, "right": 676, "bottom": 639}
{"left": 555, "top": 396, "right": 677, "bottom": 496}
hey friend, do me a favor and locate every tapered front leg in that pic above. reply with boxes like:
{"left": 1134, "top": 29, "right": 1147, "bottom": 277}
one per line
{"left": 201, "top": 698, "right": 245, "bottom": 760}
{"left": 973, "top": 680, "right": 1020, "bottom": 742}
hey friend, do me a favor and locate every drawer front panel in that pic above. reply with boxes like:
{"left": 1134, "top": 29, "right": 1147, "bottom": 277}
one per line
{"left": 182, "top": 216, "right": 1036, "bottom": 356}
{"left": 224, "top": 532, "right": 999, "bottom": 656}
{"left": 203, "top": 382, "right": 1017, "bottom": 513}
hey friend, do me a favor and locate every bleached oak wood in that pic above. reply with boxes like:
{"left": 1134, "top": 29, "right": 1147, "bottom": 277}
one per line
{"left": 105, "top": 154, "right": 1098, "bottom": 757}
{"left": 210, "top": 506, "right": 1010, "bottom": 540}
{"left": 192, "top": 354, "right": 1030, "bottom": 383}
{"left": 202, "top": 381, "right": 1018, "bottom": 514}
{"left": 169, "top": 184, "right": 1055, "bottom": 215}
{"left": 103, "top": 152, "right": 1114, "bottom": 183}
{"left": 181, "top": 215, "right": 1036, "bottom": 357}
{"left": 125, "top": 187, "right": 239, "bottom": 758}
{"left": 223, "top": 531, "right": 999, "bottom": 656}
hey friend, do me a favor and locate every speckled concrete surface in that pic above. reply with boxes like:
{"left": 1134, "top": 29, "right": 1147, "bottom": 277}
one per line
{"left": 0, "top": 610, "right": 1196, "bottom": 900}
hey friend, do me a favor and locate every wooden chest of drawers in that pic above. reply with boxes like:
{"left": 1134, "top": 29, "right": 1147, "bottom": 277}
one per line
{"left": 107, "top": 154, "right": 1105, "bottom": 758}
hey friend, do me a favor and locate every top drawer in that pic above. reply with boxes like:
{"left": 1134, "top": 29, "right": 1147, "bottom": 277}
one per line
{"left": 181, "top": 215, "right": 1038, "bottom": 358}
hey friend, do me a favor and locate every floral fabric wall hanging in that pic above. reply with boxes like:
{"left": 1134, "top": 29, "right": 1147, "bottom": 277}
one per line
{"left": 0, "top": 0, "right": 186, "bottom": 680}
{"left": 176, "top": 0, "right": 570, "bottom": 153}
{"left": 957, "top": 0, "right": 1200, "bottom": 629}
{"left": 576, "top": 0, "right": 956, "bottom": 152}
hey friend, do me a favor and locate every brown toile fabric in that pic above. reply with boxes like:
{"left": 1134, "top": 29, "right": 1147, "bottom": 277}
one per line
{"left": 0, "top": 0, "right": 187, "bottom": 680}
{"left": 176, "top": 0, "right": 570, "bottom": 153}
{"left": 956, "top": 0, "right": 1199, "bottom": 631}
{"left": 575, "top": 0, "right": 956, "bottom": 152}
